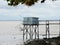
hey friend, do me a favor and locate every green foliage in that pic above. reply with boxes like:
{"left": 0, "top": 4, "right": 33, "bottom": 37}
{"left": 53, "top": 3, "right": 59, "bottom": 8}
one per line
{"left": 7, "top": 0, "right": 20, "bottom": 6}
{"left": 6, "top": 0, "right": 56, "bottom": 6}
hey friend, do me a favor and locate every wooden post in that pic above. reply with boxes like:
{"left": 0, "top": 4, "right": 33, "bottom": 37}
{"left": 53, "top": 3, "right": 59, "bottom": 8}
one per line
{"left": 35, "top": 25, "right": 36, "bottom": 39}
{"left": 37, "top": 25, "right": 39, "bottom": 39}
{"left": 30, "top": 25, "right": 32, "bottom": 40}
{"left": 26, "top": 26, "right": 28, "bottom": 40}
{"left": 46, "top": 21, "right": 50, "bottom": 38}
{"left": 23, "top": 25, "right": 25, "bottom": 43}
{"left": 59, "top": 20, "right": 60, "bottom": 36}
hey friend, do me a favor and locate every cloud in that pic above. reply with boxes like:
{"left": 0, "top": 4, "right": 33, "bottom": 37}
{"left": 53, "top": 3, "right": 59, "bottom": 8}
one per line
{"left": 0, "top": 0, "right": 60, "bottom": 20}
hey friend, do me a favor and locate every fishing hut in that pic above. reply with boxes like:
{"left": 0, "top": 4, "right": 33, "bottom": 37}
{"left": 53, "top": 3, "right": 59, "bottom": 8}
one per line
{"left": 23, "top": 17, "right": 39, "bottom": 43}
{"left": 22, "top": 17, "right": 60, "bottom": 45}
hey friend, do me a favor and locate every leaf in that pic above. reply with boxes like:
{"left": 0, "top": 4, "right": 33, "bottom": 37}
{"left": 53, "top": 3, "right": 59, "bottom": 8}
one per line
{"left": 41, "top": 0, "right": 45, "bottom": 3}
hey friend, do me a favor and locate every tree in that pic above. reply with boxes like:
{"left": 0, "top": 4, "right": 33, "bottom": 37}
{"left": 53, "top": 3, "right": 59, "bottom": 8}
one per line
{"left": 7, "top": 0, "right": 56, "bottom": 6}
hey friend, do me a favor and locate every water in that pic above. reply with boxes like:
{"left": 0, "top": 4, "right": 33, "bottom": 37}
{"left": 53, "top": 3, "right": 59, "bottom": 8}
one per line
{"left": 0, "top": 35, "right": 23, "bottom": 45}
{"left": 0, "top": 21, "right": 59, "bottom": 45}
{"left": 0, "top": 35, "right": 59, "bottom": 45}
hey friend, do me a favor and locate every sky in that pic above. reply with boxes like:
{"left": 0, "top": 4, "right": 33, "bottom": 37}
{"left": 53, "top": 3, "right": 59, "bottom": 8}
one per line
{"left": 0, "top": 0, "right": 60, "bottom": 20}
